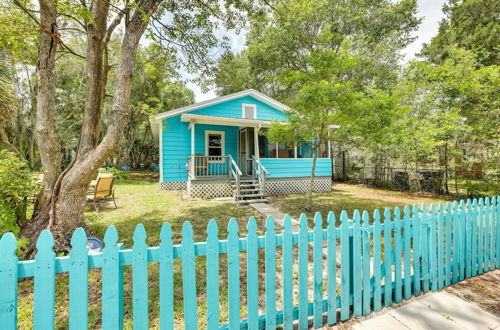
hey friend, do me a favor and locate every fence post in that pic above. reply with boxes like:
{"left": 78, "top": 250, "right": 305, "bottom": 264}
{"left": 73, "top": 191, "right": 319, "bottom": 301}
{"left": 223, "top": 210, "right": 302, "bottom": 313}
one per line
{"left": 383, "top": 208, "right": 393, "bottom": 307}
{"left": 340, "top": 211, "right": 350, "bottom": 320}
{"left": 298, "top": 214, "right": 309, "bottom": 328}
{"left": 327, "top": 212, "right": 337, "bottom": 324}
{"left": 282, "top": 215, "right": 294, "bottom": 330}
{"left": 265, "top": 216, "right": 277, "bottom": 330}
{"left": 247, "top": 217, "right": 259, "bottom": 330}
{"left": 313, "top": 212, "right": 324, "bottom": 327}
{"left": 373, "top": 209, "right": 382, "bottom": 312}
{"left": 181, "top": 221, "right": 198, "bottom": 329}
{"left": 0, "top": 233, "right": 18, "bottom": 329}
{"left": 159, "top": 223, "right": 174, "bottom": 330}
{"left": 69, "top": 228, "right": 89, "bottom": 330}
{"left": 228, "top": 218, "right": 240, "bottom": 329}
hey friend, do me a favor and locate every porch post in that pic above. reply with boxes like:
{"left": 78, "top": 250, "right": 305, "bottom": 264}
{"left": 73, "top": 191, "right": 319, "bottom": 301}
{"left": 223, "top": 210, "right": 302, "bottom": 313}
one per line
{"left": 190, "top": 121, "right": 195, "bottom": 176}
{"left": 276, "top": 143, "right": 279, "bottom": 158}
{"left": 294, "top": 143, "right": 298, "bottom": 158}
{"left": 159, "top": 120, "right": 163, "bottom": 182}
{"left": 254, "top": 127, "right": 260, "bottom": 159}
{"left": 328, "top": 140, "right": 331, "bottom": 159}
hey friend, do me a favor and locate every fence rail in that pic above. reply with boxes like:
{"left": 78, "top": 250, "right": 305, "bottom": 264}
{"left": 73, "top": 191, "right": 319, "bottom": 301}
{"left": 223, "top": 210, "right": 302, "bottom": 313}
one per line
{"left": 0, "top": 197, "right": 499, "bottom": 329}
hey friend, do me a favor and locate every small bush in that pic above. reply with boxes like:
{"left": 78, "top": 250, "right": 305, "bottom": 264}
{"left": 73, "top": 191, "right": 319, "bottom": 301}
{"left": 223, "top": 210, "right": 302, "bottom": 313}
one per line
{"left": 0, "top": 150, "right": 40, "bottom": 234}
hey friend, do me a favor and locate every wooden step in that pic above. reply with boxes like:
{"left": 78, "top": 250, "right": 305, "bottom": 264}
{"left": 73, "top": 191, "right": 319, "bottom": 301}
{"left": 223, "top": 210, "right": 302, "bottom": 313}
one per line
{"left": 236, "top": 193, "right": 265, "bottom": 199}
{"left": 239, "top": 198, "right": 268, "bottom": 204}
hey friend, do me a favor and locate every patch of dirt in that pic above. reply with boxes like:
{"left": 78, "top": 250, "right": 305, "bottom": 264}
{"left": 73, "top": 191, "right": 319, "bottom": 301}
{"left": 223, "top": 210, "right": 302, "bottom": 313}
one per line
{"left": 333, "top": 183, "right": 454, "bottom": 207}
{"left": 445, "top": 269, "right": 500, "bottom": 317}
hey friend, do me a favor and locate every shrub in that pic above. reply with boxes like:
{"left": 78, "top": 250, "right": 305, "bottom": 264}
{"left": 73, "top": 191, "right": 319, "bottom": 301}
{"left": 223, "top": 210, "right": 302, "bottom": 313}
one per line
{"left": 0, "top": 150, "right": 40, "bottom": 234}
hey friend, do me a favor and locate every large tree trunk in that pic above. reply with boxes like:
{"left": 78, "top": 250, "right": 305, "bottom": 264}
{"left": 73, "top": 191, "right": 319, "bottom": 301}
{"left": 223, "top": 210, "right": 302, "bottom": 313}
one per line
{"left": 22, "top": 0, "right": 163, "bottom": 255}
{"left": 32, "top": 0, "right": 63, "bottom": 214}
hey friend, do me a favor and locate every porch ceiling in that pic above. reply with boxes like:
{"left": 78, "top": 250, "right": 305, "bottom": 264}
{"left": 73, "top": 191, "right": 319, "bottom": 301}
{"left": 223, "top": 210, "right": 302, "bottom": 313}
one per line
{"left": 180, "top": 113, "right": 274, "bottom": 128}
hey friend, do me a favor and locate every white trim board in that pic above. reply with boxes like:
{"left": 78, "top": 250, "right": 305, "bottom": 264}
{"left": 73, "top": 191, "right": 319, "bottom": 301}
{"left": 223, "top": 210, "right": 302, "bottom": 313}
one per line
{"left": 155, "top": 89, "right": 289, "bottom": 120}
{"left": 180, "top": 113, "right": 273, "bottom": 128}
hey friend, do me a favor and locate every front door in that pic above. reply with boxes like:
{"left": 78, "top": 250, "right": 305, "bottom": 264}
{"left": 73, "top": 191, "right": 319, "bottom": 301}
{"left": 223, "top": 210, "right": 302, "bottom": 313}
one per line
{"left": 239, "top": 128, "right": 254, "bottom": 176}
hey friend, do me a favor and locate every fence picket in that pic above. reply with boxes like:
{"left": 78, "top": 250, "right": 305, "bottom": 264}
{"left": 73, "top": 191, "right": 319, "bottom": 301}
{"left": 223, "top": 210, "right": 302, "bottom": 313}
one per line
{"left": 484, "top": 198, "right": 490, "bottom": 272}
{"left": 282, "top": 215, "right": 293, "bottom": 330}
{"left": 159, "top": 223, "right": 174, "bottom": 330}
{"left": 413, "top": 204, "right": 421, "bottom": 296}
{"left": 34, "top": 230, "right": 56, "bottom": 330}
{"left": 496, "top": 197, "right": 500, "bottom": 268}
{"left": 383, "top": 208, "right": 393, "bottom": 307}
{"left": 327, "top": 212, "right": 337, "bottom": 325}
{"left": 403, "top": 205, "right": 411, "bottom": 300}
{"left": 465, "top": 200, "right": 472, "bottom": 279}
{"left": 313, "top": 212, "right": 324, "bottom": 327}
{"left": 478, "top": 198, "right": 484, "bottom": 275}
{"left": 340, "top": 211, "right": 350, "bottom": 320}
{"left": 298, "top": 214, "right": 309, "bottom": 328}
{"left": 420, "top": 203, "right": 429, "bottom": 293}
{"left": 353, "top": 210, "right": 362, "bottom": 316}
{"left": 206, "top": 220, "right": 220, "bottom": 329}
{"left": 493, "top": 197, "right": 498, "bottom": 269}
{"left": 265, "top": 216, "right": 277, "bottom": 330}
{"left": 459, "top": 200, "right": 465, "bottom": 281}
{"left": 373, "top": 209, "right": 382, "bottom": 312}
{"left": 0, "top": 233, "right": 18, "bottom": 328}
{"left": 69, "top": 228, "right": 88, "bottom": 330}
{"left": 132, "top": 224, "right": 149, "bottom": 329}
{"left": 247, "top": 217, "right": 259, "bottom": 330}
{"left": 361, "top": 211, "right": 371, "bottom": 315}
{"left": 428, "top": 205, "right": 437, "bottom": 292}
{"left": 393, "top": 207, "right": 402, "bottom": 303}
{"left": 102, "top": 226, "right": 122, "bottom": 329}
{"left": 437, "top": 203, "right": 444, "bottom": 288}
{"left": 489, "top": 198, "right": 495, "bottom": 271}
{"left": 228, "top": 219, "right": 240, "bottom": 329}
{"left": 181, "top": 221, "right": 198, "bottom": 329}
{"left": 445, "top": 202, "right": 452, "bottom": 285}
{"left": 472, "top": 199, "right": 478, "bottom": 276}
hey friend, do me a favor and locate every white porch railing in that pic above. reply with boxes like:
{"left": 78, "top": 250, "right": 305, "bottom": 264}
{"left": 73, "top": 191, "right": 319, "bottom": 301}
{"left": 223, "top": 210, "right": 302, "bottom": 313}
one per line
{"left": 187, "top": 155, "right": 231, "bottom": 178}
{"left": 252, "top": 156, "right": 270, "bottom": 196}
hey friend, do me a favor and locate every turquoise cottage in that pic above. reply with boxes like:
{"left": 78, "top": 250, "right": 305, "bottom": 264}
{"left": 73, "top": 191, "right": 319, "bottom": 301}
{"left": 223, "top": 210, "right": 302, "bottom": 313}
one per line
{"left": 152, "top": 89, "right": 333, "bottom": 202}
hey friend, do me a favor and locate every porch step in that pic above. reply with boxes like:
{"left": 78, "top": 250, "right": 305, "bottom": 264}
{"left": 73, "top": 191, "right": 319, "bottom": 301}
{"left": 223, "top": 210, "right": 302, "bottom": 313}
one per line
{"left": 239, "top": 198, "right": 269, "bottom": 204}
{"left": 231, "top": 178, "right": 267, "bottom": 204}
{"left": 236, "top": 193, "right": 265, "bottom": 199}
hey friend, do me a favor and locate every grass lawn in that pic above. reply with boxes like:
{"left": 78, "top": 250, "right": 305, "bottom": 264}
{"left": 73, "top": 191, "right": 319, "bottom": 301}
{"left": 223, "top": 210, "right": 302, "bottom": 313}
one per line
{"left": 17, "top": 171, "right": 265, "bottom": 329}
{"left": 270, "top": 182, "right": 458, "bottom": 221}
{"left": 16, "top": 175, "right": 465, "bottom": 329}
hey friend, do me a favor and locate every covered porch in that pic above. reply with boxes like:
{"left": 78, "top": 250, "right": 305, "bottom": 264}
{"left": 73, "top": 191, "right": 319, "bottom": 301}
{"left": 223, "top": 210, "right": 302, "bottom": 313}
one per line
{"left": 184, "top": 113, "right": 333, "bottom": 181}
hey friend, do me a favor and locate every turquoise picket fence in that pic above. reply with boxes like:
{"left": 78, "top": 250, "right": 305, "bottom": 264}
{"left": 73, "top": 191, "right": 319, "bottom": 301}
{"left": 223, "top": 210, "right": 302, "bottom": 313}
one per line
{"left": 0, "top": 197, "right": 499, "bottom": 329}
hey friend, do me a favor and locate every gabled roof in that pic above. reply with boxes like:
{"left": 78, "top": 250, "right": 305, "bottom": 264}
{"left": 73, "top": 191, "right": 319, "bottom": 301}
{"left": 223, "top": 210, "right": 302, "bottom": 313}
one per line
{"left": 155, "top": 89, "right": 290, "bottom": 120}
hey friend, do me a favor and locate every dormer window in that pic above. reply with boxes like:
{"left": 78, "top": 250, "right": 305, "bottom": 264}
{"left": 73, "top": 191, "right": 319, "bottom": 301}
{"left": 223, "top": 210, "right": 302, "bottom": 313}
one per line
{"left": 242, "top": 104, "right": 256, "bottom": 119}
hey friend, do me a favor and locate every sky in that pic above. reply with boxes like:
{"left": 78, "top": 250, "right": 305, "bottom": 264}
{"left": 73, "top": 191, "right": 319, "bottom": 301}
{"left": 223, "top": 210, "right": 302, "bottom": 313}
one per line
{"left": 186, "top": 0, "right": 447, "bottom": 102}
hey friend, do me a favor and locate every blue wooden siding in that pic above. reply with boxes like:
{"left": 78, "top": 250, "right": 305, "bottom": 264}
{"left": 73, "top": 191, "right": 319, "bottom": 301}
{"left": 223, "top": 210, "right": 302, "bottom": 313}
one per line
{"left": 190, "top": 96, "right": 288, "bottom": 121}
{"left": 161, "top": 116, "right": 190, "bottom": 182}
{"left": 260, "top": 158, "right": 332, "bottom": 178}
{"left": 161, "top": 117, "right": 239, "bottom": 182}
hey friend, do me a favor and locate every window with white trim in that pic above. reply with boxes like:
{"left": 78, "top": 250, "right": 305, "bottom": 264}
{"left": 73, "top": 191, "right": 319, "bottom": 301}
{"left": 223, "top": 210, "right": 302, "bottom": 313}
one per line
{"left": 205, "top": 130, "right": 225, "bottom": 157}
{"left": 242, "top": 103, "right": 256, "bottom": 119}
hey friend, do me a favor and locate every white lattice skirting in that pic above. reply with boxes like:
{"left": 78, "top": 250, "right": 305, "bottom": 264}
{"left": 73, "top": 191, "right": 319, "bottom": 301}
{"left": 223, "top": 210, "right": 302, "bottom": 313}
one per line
{"left": 160, "top": 177, "right": 332, "bottom": 197}
{"left": 160, "top": 181, "right": 187, "bottom": 190}
{"left": 266, "top": 177, "right": 332, "bottom": 195}
{"left": 190, "top": 183, "right": 233, "bottom": 198}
